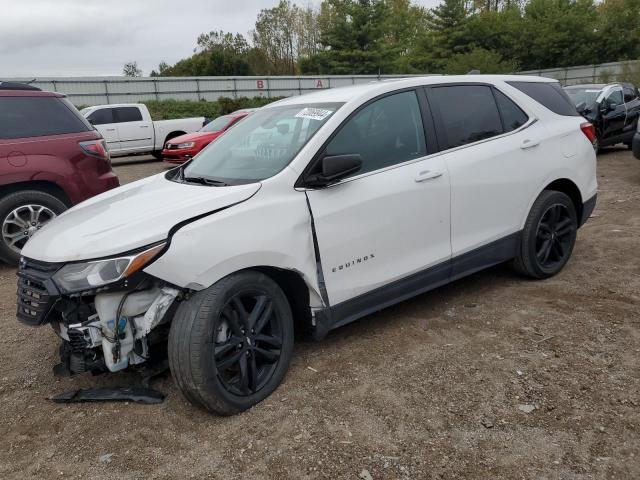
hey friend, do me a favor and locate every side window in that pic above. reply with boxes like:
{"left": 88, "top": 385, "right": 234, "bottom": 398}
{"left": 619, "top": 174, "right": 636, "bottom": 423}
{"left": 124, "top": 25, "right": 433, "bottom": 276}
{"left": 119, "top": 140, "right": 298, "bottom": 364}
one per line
{"left": 430, "top": 85, "right": 503, "bottom": 149}
{"left": 623, "top": 87, "right": 636, "bottom": 103}
{"left": 87, "top": 108, "right": 114, "bottom": 125}
{"left": 114, "top": 107, "right": 143, "bottom": 123}
{"left": 494, "top": 89, "right": 529, "bottom": 132}
{"left": 324, "top": 91, "right": 426, "bottom": 177}
{"left": 606, "top": 89, "right": 623, "bottom": 107}
{"left": 0, "top": 97, "right": 90, "bottom": 139}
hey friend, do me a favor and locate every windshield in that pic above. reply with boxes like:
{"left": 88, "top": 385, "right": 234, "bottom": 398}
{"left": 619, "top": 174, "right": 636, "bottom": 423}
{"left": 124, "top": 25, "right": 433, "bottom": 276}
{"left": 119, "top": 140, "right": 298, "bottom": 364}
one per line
{"left": 201, "top": 114, "right": 236, "bottom": 132}
{"left": 182, "top": 103, "right": 342, "bottom": 184}
{"left": 565, "top": 88, "right": 602, "bottom": 107}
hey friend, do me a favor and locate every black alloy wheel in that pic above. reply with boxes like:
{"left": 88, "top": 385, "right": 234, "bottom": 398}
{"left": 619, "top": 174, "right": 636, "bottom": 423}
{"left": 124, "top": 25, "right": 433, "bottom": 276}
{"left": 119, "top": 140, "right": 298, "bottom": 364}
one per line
{"left": 213, "top": 291, "right": 283, "bottom": 396}
{"left": 514, "top": 190, "right": 578, "bottom": 279}
{"left": 169, "top": 270, "right": 294, "bottom": 415}
{"left": 534, "top": 203, "right": 576, "bottom": 272}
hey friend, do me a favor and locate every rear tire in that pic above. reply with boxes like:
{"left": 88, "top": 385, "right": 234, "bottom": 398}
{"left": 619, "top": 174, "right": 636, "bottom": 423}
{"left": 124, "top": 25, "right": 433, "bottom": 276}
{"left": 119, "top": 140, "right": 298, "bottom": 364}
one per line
{"left": 0, "top": 190, "right": 68, "bottom": 266}
{"left": 514, "top": 190, "right": 577, "bottom": 279}
{"left": 168, "top": 270, "right": 294, "bottom": 415}
{"left": 151, "top": 150, "right": 163, "bottom": 160}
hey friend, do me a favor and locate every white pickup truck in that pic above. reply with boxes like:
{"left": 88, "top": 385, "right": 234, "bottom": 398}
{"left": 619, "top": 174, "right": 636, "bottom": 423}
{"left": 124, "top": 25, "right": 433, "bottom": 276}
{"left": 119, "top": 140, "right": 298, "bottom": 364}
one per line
{"left": 80, "top": 103, "right": 205, "bottom": 158}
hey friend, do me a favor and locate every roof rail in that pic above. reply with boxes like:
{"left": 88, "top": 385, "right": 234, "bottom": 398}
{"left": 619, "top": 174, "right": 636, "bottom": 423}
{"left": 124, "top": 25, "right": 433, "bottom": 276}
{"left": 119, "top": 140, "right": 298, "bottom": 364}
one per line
{"left": 0, "top": 81, "right": 41, "bottom": 91}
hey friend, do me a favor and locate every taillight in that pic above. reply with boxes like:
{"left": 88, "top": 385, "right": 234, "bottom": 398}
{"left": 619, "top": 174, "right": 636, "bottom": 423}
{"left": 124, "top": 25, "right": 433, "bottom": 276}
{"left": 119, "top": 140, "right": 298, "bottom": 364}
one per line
{"left": 580, "top": 122, "right": 596, "bottom": 144}
{"left": 79, "top": 139, "right": 110, "bottom": 162}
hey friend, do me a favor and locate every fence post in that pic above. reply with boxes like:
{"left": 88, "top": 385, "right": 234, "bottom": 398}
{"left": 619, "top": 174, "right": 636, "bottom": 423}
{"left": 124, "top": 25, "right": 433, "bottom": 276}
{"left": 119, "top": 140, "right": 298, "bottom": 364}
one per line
{"left": 266, "top": 78, "right": 271, "bottom": 98}
{"left": 153, "top": 79, "right": 159, "bottom": 101}
{"left": 104, "top": 80, "right": 110, "bottom": 105}
{"left": 195, "top": 79, "right": 202, "bottom": 101}
{"left": 298, "top": 77, "right": 302, "bottom": 95}
{"left": 233, "top": 78, "right": 237, "bottom": 99}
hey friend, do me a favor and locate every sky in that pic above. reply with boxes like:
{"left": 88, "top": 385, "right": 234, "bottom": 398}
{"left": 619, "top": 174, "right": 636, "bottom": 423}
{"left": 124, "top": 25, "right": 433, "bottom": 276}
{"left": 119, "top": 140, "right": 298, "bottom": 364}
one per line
{"left": 0, "top": 0, "right": 440, "bottom": 78}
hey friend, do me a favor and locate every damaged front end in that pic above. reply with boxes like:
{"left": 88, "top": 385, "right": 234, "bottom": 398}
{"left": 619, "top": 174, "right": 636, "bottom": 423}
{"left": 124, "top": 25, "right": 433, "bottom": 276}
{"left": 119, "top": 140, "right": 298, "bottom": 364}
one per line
{"left": 16, "top": 246, "right": 181, "bottom": 377}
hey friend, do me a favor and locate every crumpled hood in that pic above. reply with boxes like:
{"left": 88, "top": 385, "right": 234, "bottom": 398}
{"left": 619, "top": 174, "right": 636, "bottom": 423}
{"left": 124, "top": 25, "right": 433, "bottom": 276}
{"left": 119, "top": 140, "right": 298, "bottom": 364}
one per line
{"left": 168, "top": 131, "right": 220, "bottom": 145}
{"left": 22, "top": 172, "right": 261, "bottom": 263}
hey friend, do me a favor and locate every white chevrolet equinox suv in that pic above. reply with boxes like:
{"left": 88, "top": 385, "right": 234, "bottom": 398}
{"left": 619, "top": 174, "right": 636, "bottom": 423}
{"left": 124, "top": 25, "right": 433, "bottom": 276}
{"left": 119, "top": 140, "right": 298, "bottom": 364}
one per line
{"left": 18, "top": 75, "right": 597, "bottom": 414}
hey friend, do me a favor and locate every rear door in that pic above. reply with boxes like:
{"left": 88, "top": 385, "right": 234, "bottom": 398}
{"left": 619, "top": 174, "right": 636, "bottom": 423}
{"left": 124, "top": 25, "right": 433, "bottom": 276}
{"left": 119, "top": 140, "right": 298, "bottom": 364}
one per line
{"left": 113, "top": 106, "right": 152, "bottom": 153}
{"left": 86, "top": 107, "right": 120, "bottom": 151}
{"left": 305, "top": 89, "right": 451, "bottom": 306}
{"left": 426, "top": 84, "right": 536, "bottom": 269}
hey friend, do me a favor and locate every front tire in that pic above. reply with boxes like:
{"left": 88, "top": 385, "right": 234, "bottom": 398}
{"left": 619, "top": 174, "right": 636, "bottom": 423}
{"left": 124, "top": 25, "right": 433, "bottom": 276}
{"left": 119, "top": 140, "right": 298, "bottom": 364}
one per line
{"left": 168, "top": 271, "right": 294, "bottom": 415}
{"left": 514, "top": 190, "right": 578, "bottom": 279}
{"left": 0, "top": 190, "right": 68, "bottom": 265}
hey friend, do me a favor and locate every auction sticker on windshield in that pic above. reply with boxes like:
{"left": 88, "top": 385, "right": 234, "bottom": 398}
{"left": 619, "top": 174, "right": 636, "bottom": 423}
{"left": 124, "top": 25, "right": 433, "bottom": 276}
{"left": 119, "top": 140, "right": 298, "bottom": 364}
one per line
{"left": 295, "top": 108, "right": 334, "bottom": 121}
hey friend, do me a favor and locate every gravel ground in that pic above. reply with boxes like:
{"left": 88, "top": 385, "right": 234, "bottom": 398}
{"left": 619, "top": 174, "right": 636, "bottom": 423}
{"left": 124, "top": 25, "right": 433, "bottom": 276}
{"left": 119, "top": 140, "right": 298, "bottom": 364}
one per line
{"left": 0, "top": 150, "right": 638, "bottom": 479}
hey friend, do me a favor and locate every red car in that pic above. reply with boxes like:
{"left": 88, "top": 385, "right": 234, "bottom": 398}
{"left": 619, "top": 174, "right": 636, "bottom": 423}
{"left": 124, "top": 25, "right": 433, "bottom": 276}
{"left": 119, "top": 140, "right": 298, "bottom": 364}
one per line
{"left": 162, "top": 109, "right": 254, "bottom": 164}
{"left": 0, "top": 82, "right": 119, "bottom": 265}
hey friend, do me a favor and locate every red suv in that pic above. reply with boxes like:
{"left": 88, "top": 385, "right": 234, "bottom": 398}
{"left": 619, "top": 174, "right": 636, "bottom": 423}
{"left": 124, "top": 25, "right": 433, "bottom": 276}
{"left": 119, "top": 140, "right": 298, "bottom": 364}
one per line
{"left": 0, "top": 82, "right": 119, "bottom": 265}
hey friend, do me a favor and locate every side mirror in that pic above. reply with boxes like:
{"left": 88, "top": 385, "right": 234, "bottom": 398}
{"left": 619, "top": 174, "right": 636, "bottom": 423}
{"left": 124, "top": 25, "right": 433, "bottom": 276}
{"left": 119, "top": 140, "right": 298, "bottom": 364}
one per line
{"left": 576, "top": 101, "right": 587, "bottom": 114}
{"left": 304, "top": 154, "right": 362, "bottom": 188}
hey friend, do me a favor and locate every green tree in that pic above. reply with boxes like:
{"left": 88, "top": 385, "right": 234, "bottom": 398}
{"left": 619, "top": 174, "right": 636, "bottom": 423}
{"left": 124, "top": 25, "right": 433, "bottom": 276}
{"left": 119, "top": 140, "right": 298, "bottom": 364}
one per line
{"left": 596, "top": 0, "right": 640, "bottom": 63}
{"left": 301, "top": 0, "right": 391, "bottom": 74}
{"left": 123, "top": 61, "right": 142, "bottom": 77}
{"left": 443, "top": 47, "right": 518, "bottom": 73}
{"left": 519, "top": 0, "right": 598, "bottom": 70}
{"left": 157, "top": 31, "right": 254, "bottom": 76}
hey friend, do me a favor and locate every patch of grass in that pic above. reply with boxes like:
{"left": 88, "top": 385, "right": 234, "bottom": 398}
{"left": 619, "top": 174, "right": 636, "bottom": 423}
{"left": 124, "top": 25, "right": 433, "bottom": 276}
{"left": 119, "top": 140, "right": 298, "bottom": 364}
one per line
{"left": 145, "top": 97, "right": 283, "bottom": 120}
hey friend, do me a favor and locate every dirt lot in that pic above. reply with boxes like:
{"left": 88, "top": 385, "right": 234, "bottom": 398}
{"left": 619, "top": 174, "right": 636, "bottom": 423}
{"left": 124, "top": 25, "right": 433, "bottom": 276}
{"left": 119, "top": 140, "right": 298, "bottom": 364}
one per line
{"left": 1, "top": 151, "right": 639, "bottom": 479}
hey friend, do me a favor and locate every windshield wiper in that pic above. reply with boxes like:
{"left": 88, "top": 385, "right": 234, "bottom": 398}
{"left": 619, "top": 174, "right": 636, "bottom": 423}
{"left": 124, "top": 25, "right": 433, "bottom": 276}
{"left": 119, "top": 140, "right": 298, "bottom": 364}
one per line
{"left": 183, "top": 176, "right": 230, "bottom": 186}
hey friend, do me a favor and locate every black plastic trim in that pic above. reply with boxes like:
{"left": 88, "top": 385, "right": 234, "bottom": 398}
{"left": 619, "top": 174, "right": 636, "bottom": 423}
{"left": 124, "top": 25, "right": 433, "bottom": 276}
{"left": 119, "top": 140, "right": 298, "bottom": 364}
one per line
{"left": 315, "top": 231, "right": 521, "bottom": 334}
{"left": 579, "top": 194, "right": 597, "bottom": 227}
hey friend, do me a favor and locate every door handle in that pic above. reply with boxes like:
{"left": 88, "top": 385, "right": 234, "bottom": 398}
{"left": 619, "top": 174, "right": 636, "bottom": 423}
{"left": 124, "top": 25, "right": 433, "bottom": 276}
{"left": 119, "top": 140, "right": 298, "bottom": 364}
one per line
{"left": 415, "top": 170, "right": 443, "bottom": 182}
{"left": 140, "top": 125, "right": 149, "bottom": 128}
{"left": 520, "top": 138, "right": 540, "bottom": 149}
{"left": 106, "top": 128, "right": 116, "bottom": 132}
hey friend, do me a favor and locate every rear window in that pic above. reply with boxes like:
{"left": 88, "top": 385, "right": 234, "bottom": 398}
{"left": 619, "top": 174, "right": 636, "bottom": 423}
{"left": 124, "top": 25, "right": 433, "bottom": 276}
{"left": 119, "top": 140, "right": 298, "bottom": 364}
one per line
{"left": 114, "top": 107, "right": 143, "bottom": 123}
{"left": 507, "top": 81, "right": 580, "bottom": 116}
{"left": 0, "top": 96, "right": 91, "bottom": 140}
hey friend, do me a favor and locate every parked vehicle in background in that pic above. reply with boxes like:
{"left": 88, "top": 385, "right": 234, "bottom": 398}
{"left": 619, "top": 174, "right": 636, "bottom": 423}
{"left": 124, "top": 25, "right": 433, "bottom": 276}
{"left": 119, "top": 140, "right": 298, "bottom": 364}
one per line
{"left": 0, "top": 82, "right": 119, "bottom": 265}
{"left": 633, "top": 119, "right": 640, "bottom": 160}
{"left": 162, "top": 109, "right": 255, "bottom": 164}
{"left": 18, "top": 75, "right": 596, "bottom": 415}
{"left": 564, "top": 83, "right": 640, "bottom": 150}
{"left": 80, "top": 103, "right": 205, "bottom": 159}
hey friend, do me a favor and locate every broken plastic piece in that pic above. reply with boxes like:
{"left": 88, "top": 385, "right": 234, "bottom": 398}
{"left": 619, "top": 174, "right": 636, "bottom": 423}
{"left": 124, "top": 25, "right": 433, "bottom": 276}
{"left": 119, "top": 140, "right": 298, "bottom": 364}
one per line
{"left": 51, "top": 387, "right": 165, "bottom": 405}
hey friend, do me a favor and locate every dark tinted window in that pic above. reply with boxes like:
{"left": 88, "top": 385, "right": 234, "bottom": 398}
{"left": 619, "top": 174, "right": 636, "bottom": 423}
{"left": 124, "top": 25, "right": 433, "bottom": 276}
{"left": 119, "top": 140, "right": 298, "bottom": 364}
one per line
{"left": 325, "top": 91, "right": 426, "bottom": 176}
{"left": 507, "top": 81, "right": 579, "bottom": 116}
{"left": 115, "top": 107, "right": 143, "bottom": 122}
{"left": 623, "top": 87, "right": 636, "bottom": 103}
{"left": 430, "top": 85, "right": 503, "bottom": 149}
{"left": 87, "top": 108, "right": 114, "bottom": 125}
{"left": 606, "top": 89, "right": 623, "bottom": 107}
{"left": 0, "top": 96, "right": 90, "bottom": 140}
{"left": 494, "top": 90, "right": 529, "bottom": 132}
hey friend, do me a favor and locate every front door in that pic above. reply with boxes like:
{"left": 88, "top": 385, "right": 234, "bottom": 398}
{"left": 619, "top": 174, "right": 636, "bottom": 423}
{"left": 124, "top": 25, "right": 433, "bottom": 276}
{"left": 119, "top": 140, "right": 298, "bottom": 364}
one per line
{"left": 601, "top": 87, "right": 626, "bottom": 141}
{"left": 113, "top": 106, "right": 152, "bottom": 153}
{"left": 305, "top": 90, "right": 451, "bottom": 306}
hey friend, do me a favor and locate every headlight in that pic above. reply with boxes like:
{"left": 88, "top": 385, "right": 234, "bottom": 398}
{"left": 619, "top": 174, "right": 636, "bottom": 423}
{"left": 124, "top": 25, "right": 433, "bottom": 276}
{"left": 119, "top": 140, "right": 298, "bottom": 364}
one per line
{"left": 53, "top": 243, "right": 165, "bottom": 293}
{"left": 176, "top": 142, "right": 195, "bottom": 149}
